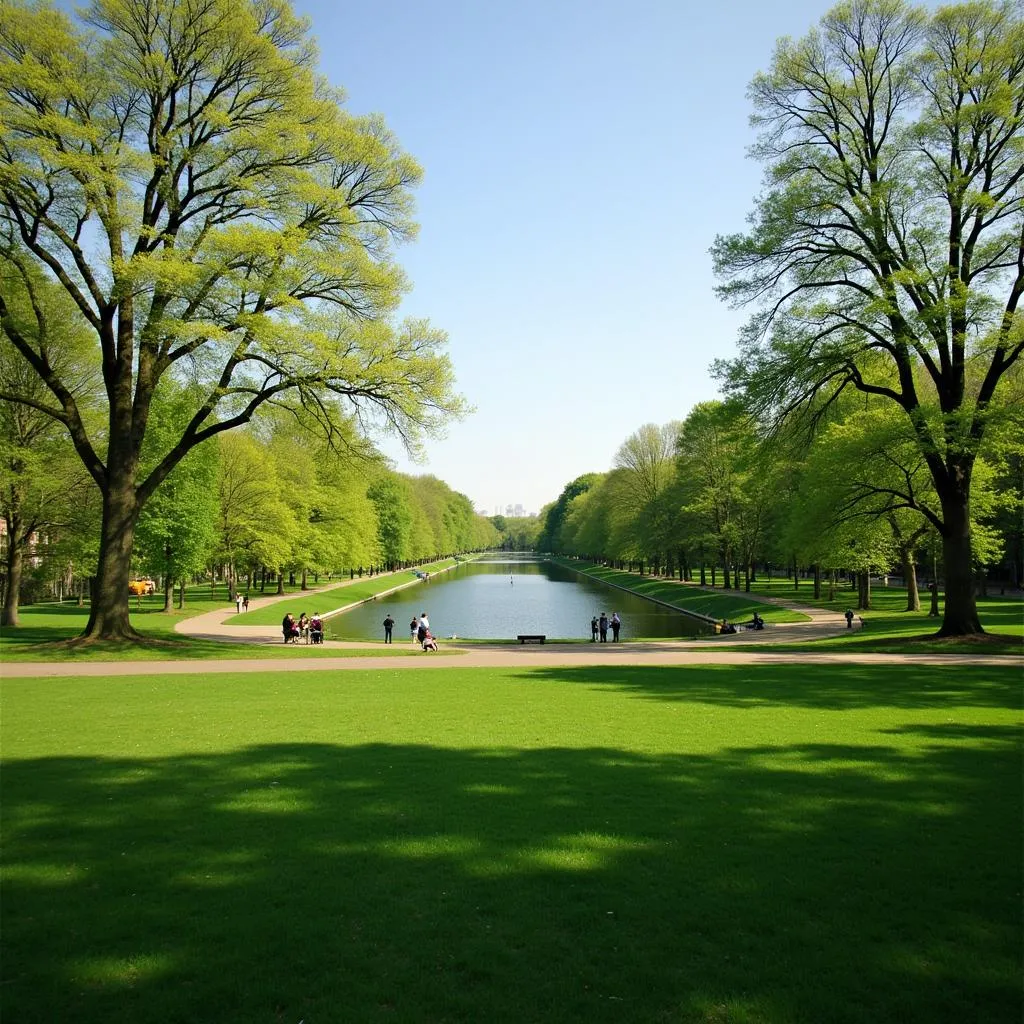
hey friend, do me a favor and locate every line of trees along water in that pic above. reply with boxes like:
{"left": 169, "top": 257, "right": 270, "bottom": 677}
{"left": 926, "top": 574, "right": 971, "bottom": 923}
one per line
{"left": 538, "top": 0, "right": 1024, "bottom": 639}
{"left": 0, "top": 390, "right": 507, "bottom": 626}
{"left": 536, "top": 394, "right": 1022, "bottom": 633}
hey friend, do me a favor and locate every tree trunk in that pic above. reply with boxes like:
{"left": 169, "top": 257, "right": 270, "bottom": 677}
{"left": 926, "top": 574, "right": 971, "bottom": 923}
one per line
{"left": 276, "top": 572, "right": 284, "bottom": 595}
{"left": 813, "top": 564, "right": 821, "bottom": 601}
{"left": 178, "top": 578, "right": 185, "bottom": 609}
{"left": 857, "top": 570, "right": 872, "bottom": 611}
{"left": 901, "top": 548, "right": 920, "bottom": 612}
{"left": 83, "top": 476, "right": 142, "bottom": 640}
{"left": 163, "top": 575, "right": 173, "bottom": 613}
{"left": 301, "top": 567, "right": 308, "bottom": 590}
{"left": 938, "top": 490, "right": 983, "bottom": 635}
{"left": 3, "top": 521, "right": 23, "bottom": 627}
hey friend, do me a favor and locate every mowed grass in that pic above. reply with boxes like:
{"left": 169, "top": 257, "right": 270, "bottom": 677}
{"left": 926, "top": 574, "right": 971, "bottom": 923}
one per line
{"left": 558, "top": 562, "right": 810, "bottom": 624}
{"left": 2, "top": 663, "right": 1020, "bottom": 1024}
{"left": 0, "top": 602, "right": 422, "bottom": 662}
{"left": 732, "top": 577, "right": 1023, "bottom": 653}
{"left": 563, "top": 562, "right": 1023, "bottom": 653}
{"left": 229, "top": 559, "right": 460, "bottom": 627}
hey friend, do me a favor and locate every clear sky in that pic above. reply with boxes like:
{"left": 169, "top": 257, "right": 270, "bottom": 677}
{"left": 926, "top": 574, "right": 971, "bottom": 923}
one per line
{"left": 295, "top": 0, "right": 838, "bottom": 516}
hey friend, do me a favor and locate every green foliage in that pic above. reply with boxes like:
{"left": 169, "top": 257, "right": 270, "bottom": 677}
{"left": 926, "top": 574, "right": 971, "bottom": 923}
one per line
{"left": 537, "top": 473, "right": 600, "bottom": 552}
{"left": 711, "top": 0, "right": 1024, "bottom": 633}
{"left": 0, "top": 0, "right": 466, "bottom": 635}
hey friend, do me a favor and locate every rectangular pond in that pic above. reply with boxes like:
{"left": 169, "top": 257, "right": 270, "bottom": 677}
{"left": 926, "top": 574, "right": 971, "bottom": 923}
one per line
{"left": 326, "top": 556, "right": 711, "bottom": 641}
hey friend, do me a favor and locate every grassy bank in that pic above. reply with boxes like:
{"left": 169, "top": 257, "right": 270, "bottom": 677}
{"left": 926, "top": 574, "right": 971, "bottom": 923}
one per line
{"left": 230, "top": 558, "right": 459, "bottom": 627}
{"left": 2, "top": 661, "right": 1019, "bottom": 1023}
{"left": 0, "top": 561, "right": 464, "bottom": 662}
{"left": 555, "top": 560, "right": 809, "bottom": 624}
{"left": 558, "top": 560, "right": 1023, "bottom": 654}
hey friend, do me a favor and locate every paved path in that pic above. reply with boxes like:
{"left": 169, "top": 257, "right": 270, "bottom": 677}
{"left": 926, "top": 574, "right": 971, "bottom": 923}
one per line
{"left": 2, "top": 645, "right": 1017, "bottom": 677}
{"left": 3, "top": 571, "right": 1019, "bottom": 676}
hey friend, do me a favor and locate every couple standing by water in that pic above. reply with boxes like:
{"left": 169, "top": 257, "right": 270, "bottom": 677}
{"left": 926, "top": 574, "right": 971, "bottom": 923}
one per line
{"left": 590, "top": 612, "right": 621, "bottom": 642}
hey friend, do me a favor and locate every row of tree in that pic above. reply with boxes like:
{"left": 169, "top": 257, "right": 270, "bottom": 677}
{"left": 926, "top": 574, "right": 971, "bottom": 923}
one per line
{"left": 538, "top": 389, "right": 1021, "bottom": 629}
{"left": 1, "top": 384, "right": 502, "bottom": 625}
{"left": 0, "top": 0, "right": 475, "bottom": 638}
{"left": 538, "top": 0, "right": 1024, "bottom": 638}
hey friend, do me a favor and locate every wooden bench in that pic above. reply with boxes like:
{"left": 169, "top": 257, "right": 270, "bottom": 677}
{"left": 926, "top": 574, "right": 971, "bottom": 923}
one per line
{"left": 517, "top": 634, "right": 546, "bottom": 644}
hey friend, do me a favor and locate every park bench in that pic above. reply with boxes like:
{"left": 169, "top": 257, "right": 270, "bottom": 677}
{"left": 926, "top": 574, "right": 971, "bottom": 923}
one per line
{"left": 517, "top": 634, "right": 546, "bottom": 644}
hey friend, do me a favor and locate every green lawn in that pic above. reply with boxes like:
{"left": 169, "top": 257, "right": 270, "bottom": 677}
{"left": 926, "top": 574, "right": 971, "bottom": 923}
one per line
{"left": 0, "top": 565, "right": 462, "bottom": 661}
{"left": 227, "top": 558, "right": 460, "bottom": 626}
{"left": 558, "top": 562, "right": 810, "bottom": 623}
{"left": 2, "top": 662, "right": 1020, "bottom": 1023}
{"left": 561, "top": 561, "right": 1023, "bottom": 654}
{"left": 0, "top": 596, "right": 421, "bottom": 662}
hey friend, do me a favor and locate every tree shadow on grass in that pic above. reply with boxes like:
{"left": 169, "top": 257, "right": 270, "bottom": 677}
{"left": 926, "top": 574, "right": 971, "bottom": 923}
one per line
{"left": 521, "top": 663, "right": 1023, "bottom": 711}
{"left": 3, "top": 733, "right": 1020, "bottom": 1024}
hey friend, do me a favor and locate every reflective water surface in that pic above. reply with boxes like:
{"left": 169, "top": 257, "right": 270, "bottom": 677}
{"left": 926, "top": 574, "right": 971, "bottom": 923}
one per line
{"left": 327, "top": 556, "right": 710, "bottom": 641}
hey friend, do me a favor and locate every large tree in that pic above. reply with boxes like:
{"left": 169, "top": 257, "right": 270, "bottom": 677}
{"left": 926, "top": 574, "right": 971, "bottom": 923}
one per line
{"left": 712, "top": 0, "right": 1023, "bottom": 635}
{"left": 0, "top": 0, "right": 463, "bottom": 640}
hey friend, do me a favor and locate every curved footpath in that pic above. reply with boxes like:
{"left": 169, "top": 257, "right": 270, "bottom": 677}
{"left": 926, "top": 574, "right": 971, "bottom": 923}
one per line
{"left": 3, "top": 571, "right": 1018, "bottom": 676}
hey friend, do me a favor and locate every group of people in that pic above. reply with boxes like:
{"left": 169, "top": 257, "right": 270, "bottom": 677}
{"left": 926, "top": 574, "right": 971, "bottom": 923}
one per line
{"left": 590, "top": 612, "right": 621, "bottom": 642}
{"left": 234, "top": 593, "right": 249, "bottom": 614}
{"left": 282, "top": 611, "right": 324, "bottom": 644}
{"left": 718, "top": 611, "right": 765, "bottom": 634}
{"left": 392, "top": 611, "right": 438, "bottom": 651}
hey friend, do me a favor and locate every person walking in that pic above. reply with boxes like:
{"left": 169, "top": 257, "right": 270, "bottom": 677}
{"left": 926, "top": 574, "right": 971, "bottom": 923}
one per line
{"left": 383, "top": 613, "right": 395, "bottom": 644}
{"left": 242, "top": 594, "right": 249, "bottom": 612}
{"left": 611, "top": 612, "right": 621, "bottom": 641}
{"left": 235, "top": 592, "right": 243, "bottom": 615}
{"left": 599, "top": 612, "right": 609, "bottom": 642}
{"left": 845, "top": 608, "right": 854, "bottom": 629}
{"left": 410, "top": 616, "right": 419, "bottom": 643}
{"left": 591, "top": 616, "right": 599, "bottom": 642}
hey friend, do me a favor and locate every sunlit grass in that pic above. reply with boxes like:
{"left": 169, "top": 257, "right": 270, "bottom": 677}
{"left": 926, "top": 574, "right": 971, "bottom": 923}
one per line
{"left": 0, "top": 600, "right": 422, "bottom": 662}
{"left": 560, "top": 560, "right": 1023, "bottom": 653}
{"left": 2, "top": 662, "right": 1020, "bottom": 1023}
{"left": 232, "top": 558, "right": 460, "bottom": 626}
{"left": 559, "top": 561, "right": 809, "bottom": 623}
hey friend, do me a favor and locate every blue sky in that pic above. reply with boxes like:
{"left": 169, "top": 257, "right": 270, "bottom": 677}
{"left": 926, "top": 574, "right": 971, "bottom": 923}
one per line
{"left": 296, "top": 0, "right": 839, "bottom": 516}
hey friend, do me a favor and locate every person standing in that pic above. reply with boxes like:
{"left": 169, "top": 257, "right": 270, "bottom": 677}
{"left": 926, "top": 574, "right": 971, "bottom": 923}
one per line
{"left": 599, "top": 612, "right": 609, "bottom": 642}
{"left": 383, "top": 613, "right": 395, "bottom": 644}
{"left": 591, "top": 616, "right": 599, "bottom": 642}
{"left": 410, "top": 616, "right": 419, "bottom": 643}
{"left": 611, "top": 612, "right": 621, "bottom": 641}
{"left": 420, "top": 611, "right": 430, "bottom": 632}
{"left": 235, "top": 592, "right": 243, "bottom": 615}
{"left": 242, "top": 594, "right": 249, "bottom": 612}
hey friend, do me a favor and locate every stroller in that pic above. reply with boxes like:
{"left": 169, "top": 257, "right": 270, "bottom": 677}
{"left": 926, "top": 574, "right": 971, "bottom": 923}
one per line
{"left": 309, "top": 616, "right": 324, "bottom": 645}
